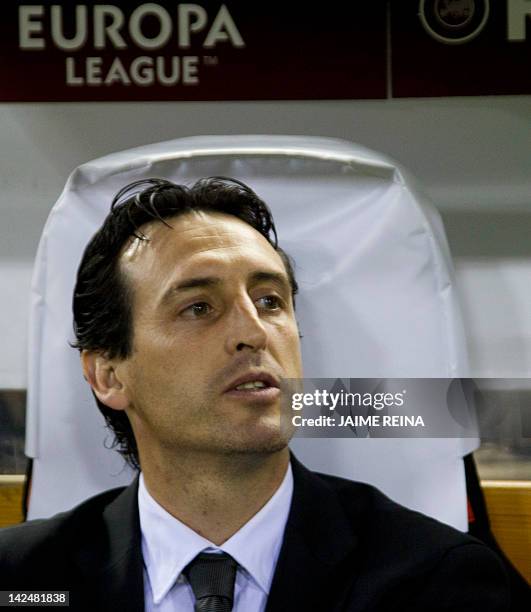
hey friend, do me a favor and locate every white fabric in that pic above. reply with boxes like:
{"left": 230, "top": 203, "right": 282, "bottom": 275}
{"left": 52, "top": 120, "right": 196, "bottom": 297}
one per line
{"left": 26, "top": 135, "right": 475, "bottom": 529}
{"left": 139, "top": 464, "right": 293, "bottom": 612}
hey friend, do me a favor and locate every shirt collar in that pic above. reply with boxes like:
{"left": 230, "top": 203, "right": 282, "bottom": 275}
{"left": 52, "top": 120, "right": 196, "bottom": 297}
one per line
{"left": 138, "top": 463, "right": 293, "bottom": 604}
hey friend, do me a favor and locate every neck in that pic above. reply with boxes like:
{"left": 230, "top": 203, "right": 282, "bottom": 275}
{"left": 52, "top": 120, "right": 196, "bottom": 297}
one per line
{"left": 140, "top": 448, "right": 290, "bottom": 545}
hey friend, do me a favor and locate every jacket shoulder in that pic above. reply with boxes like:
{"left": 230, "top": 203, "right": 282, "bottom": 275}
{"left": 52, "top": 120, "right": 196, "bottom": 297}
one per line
{"left": 312, "top": 471, "right": 511, "bottom": 610}
{"left": 0, "top": 487, "right": 126, "bottom": 577}
{"left": 314, "top": 470, "right": 491, "bottom": 558}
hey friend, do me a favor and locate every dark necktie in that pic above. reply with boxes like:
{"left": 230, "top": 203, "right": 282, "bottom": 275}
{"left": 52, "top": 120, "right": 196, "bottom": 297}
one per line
{"left": 183, "top": 552, "right": 238, "bottom": 612}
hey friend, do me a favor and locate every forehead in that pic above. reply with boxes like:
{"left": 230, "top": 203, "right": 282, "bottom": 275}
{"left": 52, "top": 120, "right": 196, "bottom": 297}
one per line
{"left": 120, "top": 211, "right": 286, "bottom": 286}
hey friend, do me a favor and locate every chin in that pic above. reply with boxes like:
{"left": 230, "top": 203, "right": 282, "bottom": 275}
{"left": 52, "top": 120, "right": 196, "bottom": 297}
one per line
{"left": 218, "top": 422, "right": 293, "bottom": 455}
{"left": 221, "top": 440, "right": 289, "bottom": 457}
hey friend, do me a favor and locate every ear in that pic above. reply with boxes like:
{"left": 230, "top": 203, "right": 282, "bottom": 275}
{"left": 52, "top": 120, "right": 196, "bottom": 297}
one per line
{"left": 81, "top": 350, "right": 129, "bottom": 411}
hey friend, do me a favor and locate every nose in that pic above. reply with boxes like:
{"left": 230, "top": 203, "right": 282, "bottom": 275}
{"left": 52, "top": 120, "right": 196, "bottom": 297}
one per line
{"left": 224, "top": 295, "right": 268, "bottom": 355}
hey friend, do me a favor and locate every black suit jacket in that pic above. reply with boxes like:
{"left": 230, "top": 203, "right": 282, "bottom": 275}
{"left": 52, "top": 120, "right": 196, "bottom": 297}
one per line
{"left": 0, "top": 457, "right": 513, "bottom": 611}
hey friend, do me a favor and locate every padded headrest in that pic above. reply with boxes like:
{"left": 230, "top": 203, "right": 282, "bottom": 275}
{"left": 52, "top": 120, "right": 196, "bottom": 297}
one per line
{"left": 26, "top": 136, "right": 474, "bottom": 527}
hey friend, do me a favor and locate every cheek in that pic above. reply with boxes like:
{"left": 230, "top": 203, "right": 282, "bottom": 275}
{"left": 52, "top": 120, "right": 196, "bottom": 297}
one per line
{"left": 149, "top": 336, "right": 216, "bottom": 384}
{"left": 273, "top": 325, "right": 302, "bottom": 373}
{"left": 124, "top": 338, "right": 183, "bottom": 396}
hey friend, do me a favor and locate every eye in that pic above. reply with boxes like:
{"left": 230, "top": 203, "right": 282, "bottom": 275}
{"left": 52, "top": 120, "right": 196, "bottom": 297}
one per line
{"left": 181, "top": 302, "right": 212, "bottom": 318}
{"left": 256, "top": 295, "right": 282, "bottom": 311}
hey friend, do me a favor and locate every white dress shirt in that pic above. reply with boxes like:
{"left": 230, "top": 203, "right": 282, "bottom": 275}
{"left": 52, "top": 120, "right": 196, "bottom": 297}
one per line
{"left": 139, "top": 464, "right": 293, "bottom": 612}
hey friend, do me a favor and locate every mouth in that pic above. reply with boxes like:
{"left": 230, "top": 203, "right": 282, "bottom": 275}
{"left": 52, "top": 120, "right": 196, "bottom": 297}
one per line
{"left": 223, "top": 372, "right": 281, "bottom": 403}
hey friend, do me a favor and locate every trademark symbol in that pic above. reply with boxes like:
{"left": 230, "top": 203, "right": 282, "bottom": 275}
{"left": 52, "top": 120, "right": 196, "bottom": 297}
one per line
{"left": 203, "top": 55, "right": 219, "bottom": 66}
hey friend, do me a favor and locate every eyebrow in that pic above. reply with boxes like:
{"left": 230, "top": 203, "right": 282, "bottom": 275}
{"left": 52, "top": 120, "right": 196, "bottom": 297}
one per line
{"left": 249, "top": 271, "right": 291, "bottom": 292}
{"left": 159, "top": 271, "right": 291, "bottom": 306}
{"left": 174, "top": 276, "right": 221, "bottom": 291}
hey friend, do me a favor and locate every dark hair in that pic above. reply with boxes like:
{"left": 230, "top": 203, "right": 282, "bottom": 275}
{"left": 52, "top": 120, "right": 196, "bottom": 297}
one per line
{"left": 72, "top": 177, "right": 298, "bottom": 470}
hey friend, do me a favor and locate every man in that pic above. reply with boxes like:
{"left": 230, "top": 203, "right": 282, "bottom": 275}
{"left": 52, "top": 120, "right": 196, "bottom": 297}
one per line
{"left": 0, "top": 177, "right": 511, "bottom": 611}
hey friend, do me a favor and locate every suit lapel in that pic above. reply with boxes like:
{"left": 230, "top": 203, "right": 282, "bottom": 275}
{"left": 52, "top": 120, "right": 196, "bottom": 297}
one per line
{"left": 266, "top": 456, "right": 360, "bottom": 612}
{"left": 74, "top": 477, "right": 145, "bottom": 612}
{"left": 71, "top": 457, "right": 360, "bottom": 611}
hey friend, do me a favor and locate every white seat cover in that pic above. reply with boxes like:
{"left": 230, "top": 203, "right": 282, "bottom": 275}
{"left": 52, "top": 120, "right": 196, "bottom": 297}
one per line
{"left": 26, "top": 136, "right": 475, "bottom": 528}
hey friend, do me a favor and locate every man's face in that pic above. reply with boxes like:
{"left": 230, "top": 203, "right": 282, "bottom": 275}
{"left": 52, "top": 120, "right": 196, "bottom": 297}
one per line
{"left": 114, "top": 211, "right": 302, "bottom": 460}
